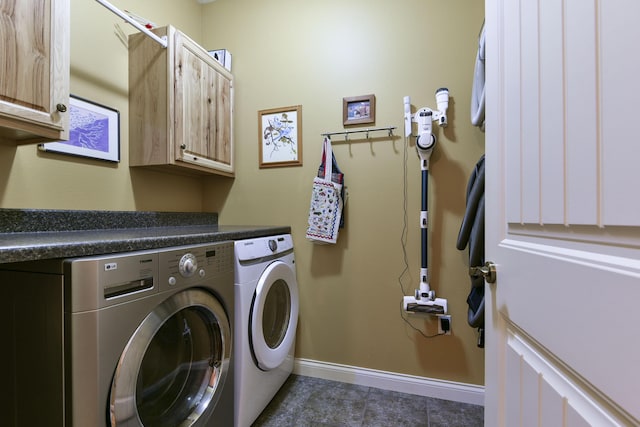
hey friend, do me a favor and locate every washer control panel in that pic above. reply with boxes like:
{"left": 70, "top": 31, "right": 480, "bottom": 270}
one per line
{"left": 65, "top": 241, "right": 234, "bottom": 311}
{"left": 178, "top": 253, "right": 198, "bottom": 277}
{"left": 159, "top": 241, "right": 234, "bottom": 290}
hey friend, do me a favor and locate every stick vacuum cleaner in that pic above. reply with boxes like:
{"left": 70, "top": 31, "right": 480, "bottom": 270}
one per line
{"left": 402, "top": 89, "right": 449, "bottom": 315}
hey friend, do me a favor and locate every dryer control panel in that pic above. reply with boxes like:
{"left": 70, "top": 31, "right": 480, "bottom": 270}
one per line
{"left": 235, "top": 234, "right": 293, "bottom": 262}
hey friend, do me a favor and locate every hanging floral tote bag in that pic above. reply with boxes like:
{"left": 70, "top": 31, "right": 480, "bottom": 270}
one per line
{"left": 306, "top": 137, "right": 344, "bottom": 244}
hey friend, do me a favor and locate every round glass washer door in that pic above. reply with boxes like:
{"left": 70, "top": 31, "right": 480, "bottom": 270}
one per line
{"left": 250, "top": 260, "right": 299, "bottom": 371}
{"left": 110, "top": 289, "right": 231, "bottom": 427}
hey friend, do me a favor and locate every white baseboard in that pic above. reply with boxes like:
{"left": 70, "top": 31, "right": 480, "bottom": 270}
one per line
{"left": 293, "top": 358, "right": 484, "bottom": 406}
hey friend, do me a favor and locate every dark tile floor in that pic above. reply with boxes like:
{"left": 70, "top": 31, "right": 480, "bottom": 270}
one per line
{"left": 252, "top": 374, "right": 484, "bottom": 427}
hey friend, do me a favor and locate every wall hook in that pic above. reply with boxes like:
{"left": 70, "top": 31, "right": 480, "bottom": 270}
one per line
{"left": 320, "top": 126, "right": 397, "bottom": 140}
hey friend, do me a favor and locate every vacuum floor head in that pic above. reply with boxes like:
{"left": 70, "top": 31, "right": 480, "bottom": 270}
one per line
{"left": 405, "top": 302, "right": 445, "bottom": 315}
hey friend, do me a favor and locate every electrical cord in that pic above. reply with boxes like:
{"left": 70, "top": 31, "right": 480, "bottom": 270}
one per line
{"left": 398, "top": 135, "right": 445, "bottom": 339}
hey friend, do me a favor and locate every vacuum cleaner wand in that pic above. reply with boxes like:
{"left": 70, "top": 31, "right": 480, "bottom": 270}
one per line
{"left": 402, "top": 89, "right": 449, "bottom": 316}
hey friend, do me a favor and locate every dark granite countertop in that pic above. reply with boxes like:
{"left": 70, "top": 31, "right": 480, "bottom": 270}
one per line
{"left": 0, "top": 209, "right": 290, "bottom": 264}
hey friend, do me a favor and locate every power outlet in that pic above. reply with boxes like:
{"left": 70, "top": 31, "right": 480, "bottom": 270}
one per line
{"left": 438, "top": 315, "right": 452, "bottom": 335}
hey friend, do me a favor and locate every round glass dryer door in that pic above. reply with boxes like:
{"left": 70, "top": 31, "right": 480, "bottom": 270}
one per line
{"left": 250, "top": 260, "right": 299, "bottom": 371}
{"left": 110, "top": 289, "right": 231, "bottom": 427}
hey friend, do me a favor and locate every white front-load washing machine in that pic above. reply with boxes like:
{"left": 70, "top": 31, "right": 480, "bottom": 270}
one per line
{"left": 234, "top": 234, "right": 299, "bottom": 427}
{"left": 2, "top": 241, "right": 235, "bottom": 427}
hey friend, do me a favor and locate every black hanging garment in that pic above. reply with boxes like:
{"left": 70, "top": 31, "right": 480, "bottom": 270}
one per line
{"left": 456, "top": 155, "right": 485, "bottom": 347}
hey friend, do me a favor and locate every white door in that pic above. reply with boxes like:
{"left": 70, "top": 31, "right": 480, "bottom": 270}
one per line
{"left": 485, "top": 0, "right": 640, "bottom": 425}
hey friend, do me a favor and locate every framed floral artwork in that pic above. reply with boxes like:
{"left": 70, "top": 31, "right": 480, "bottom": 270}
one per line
{"left": 258, "top": 105, "right": 302, "bottom": 168}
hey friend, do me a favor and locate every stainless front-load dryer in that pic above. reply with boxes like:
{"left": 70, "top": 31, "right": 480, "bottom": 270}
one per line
{"left": 2, "top": 241, "right": 234, "bottom": 427}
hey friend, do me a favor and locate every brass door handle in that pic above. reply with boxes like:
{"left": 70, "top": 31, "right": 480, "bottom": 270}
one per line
{"left": 469, "top": 261, "right": 497, "bottom": 283}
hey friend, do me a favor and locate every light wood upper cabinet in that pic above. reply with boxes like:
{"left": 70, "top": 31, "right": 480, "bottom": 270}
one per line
{"left": 0, "top": 0, "right": 70, "bottom": 145}
{"left": 129, "top": 26, "right": 234, "bottom": 176}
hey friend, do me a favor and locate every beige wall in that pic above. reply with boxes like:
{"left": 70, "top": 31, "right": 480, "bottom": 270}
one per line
{"left": 0, "top": 0, "right": 485, "bottom": 386}
{"left": 202, "top": 0, "right": 486, "bottom": 385}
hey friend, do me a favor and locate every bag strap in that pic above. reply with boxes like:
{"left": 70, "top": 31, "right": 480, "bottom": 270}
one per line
{"left": 322, "top": 136, "right": 333, "bottom": 180}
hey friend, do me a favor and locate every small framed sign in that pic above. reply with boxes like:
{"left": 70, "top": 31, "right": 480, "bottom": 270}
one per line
{"left": 343, "top": 94, "right": 375, "bottom": 126}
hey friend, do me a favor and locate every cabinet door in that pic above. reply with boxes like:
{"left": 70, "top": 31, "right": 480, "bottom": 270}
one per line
{"left": 174, "top": 31, "right": 233, "bottom": 176}
{"left": 0, "top": 0, "right": 70, "bottom": 144}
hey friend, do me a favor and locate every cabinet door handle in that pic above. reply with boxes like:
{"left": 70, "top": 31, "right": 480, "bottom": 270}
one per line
{"left": 56, "top": 103, "right": 67, "bottom": 113}
{"left": 180, "top": 144, "right": 187, "bottom": 149}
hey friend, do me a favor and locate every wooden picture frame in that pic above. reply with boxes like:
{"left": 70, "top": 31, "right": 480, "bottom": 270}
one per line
{"left": 38, "top": 95, "right": 120, "bottom": 162}
{"left": 343, "top": 94, "right": 375, "bottom": 126}
{"left": 258, "top": 105, "right": 303, "bottom": 168}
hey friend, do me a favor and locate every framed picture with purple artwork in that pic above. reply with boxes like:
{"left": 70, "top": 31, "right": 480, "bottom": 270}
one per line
{"left": 38, "top": 95, "right": 120, "bottom": 162}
